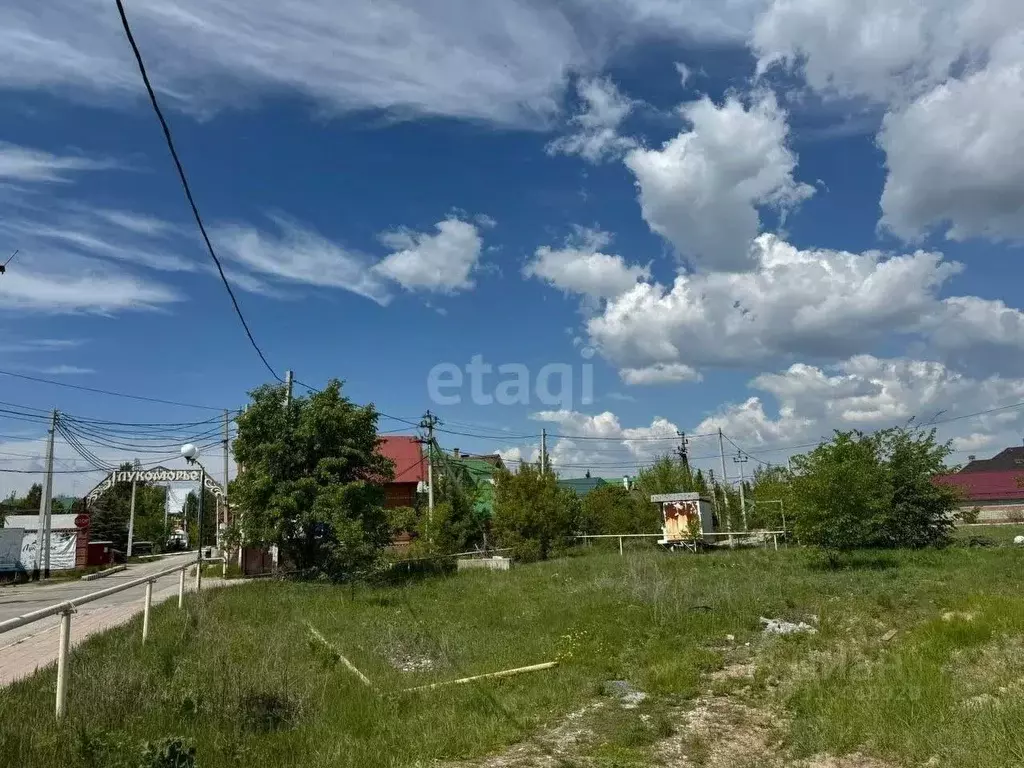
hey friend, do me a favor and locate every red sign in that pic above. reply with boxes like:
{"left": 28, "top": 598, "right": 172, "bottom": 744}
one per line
{"left": 74, "top": 514, "right": 90, "bottom": 529}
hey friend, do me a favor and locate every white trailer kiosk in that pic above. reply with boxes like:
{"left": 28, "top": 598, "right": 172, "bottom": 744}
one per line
{"left": 651, "top": 492, "right": 716, "bottom": 550}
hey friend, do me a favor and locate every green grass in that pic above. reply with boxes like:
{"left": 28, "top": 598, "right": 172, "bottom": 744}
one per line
{"left": 3, "top": 545, "right": 1024, "bottom": 767}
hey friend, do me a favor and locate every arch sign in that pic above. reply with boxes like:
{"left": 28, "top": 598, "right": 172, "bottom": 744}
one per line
{"left": 85, "top": 466, "right": 225, "bottom": 502}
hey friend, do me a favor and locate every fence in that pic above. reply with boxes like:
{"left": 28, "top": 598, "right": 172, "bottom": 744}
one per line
{"left": 575, "top": 530, "right": 789, "bottom": 554}
{"left": 0, "top": 558, "right": 199, "bottom": 719}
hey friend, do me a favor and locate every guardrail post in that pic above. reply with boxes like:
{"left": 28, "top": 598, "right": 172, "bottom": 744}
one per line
{"left": 55, "top": 607, "right": 71, "bottom": 719}
{"left": 773, "top": 533, "right": 778, "bottom": 551}
{"left": 142, "top": 580, "right": 153, "bottom": 643}
{"left": 178, "top": 568, "right": 185, "bottom": 608}
{"left": 618, "top": 536, "right": 623, "bottom": 556}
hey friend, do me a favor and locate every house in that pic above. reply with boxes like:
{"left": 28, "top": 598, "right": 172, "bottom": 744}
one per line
{"left": 447, "top": 448, "right": 505, "bottom": 518}
{"left": 933, "top": 446, "right": 1024, "bottom": 522}
{"left": 557, "top": 475, "right": 630, "bottom": 498}
{"left": 377, "top": 436, "right": 425, "bottom": 509}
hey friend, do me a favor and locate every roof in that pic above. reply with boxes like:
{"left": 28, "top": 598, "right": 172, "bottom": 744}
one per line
{"left": 377, "top": 436, "right": 425, "bottom": 484}
{"left": 958, "top": 446, "right": 1024, "bottom": 473}
{"left": 558, "top": 477, "right": 608, "bottom": 497}
{"left": 453, "top": 452, "right": 506, "bottom": 470}
{"left": 934, "top": 470, "right": 1024, "bottom": 502}
{"left": 3, "top": 514, "right": 80, "bottom": 531}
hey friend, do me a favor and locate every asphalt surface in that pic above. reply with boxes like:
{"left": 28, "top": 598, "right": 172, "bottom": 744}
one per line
{"left": 0, "top": 553, "right": 201, "bottom": 685}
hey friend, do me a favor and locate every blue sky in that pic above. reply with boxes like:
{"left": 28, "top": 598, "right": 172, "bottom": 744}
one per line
{"left": 2, "top": 0, "right": 1023, "bottom": 495}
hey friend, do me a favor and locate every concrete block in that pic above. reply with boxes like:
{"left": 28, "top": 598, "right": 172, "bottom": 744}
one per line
{"left": 457, "top": 556, "right": 511, "bottom": 572}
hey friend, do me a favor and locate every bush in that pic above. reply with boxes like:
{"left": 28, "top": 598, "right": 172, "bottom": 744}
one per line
{"left": 792, "top": 427, "right": 961, "bottom": 559}
{"left": 491, "top": 463, "right": 580, "bottom": 561}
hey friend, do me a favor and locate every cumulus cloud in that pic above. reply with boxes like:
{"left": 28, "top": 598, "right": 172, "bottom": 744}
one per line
{"left": 546, "top": 77, "right": 637, "bottom": 162}
{"left": 587, "top": 233, "right": 960, "bottom": 373}
{"left": 878, "top": 34, "right": 1024, "bottom": 242}
{"left": 525, "top": 227, "right": 650, "bottom": 301}
{"left": 620, "top": 363, "right": 701, "bottom": 386}
{"left": 694, "top": 355, "right": 1024, "bottom": 462}
{"left": 624, "top": 91, "right": 813, "bottom": 271}
{"left": 753, "top": 0, "right": 1024, "bottom": 244}
{"left": 374, "top": 217, "right": 483, "bottom": 294}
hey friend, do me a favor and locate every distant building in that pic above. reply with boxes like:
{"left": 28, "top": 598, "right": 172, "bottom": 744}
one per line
{"left": 934, "top": 446, "right": 1024, "bottom": 522}
{"left": 447, "top": 448, "right": 505, "bottom": 518}
{"left": 557, "top": 475, "right": 631, "bottom": 498}
{"left": 377, "top": 436, "right": 426, "bottom": 509}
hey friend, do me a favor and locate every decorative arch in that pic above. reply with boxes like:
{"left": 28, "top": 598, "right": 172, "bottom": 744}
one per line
{"left": 85, "top": 466, "right": 225, "bottom": 502}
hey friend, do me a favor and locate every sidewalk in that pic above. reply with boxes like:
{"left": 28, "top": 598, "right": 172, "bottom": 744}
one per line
{"left": 0, "top": 573, "right": 228, "bottom": 687}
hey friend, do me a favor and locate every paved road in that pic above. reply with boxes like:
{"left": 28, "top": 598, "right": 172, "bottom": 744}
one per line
{"left": 0, "top": 554, "right": 202, "bottom": 686}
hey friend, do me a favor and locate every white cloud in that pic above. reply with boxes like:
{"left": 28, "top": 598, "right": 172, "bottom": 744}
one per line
{"left": 525, "top": 228, "right": 650, "bottom": 300}
{"left": 213, "top": 216, "right": 391, "bottom": 305}
{"left": 0, "top": 1, "right": 763, "bottom": 126}
{"left": 675, "top": 62, "right": 693, "bottom": 87}
{"left": 694, "top": 355, "right": 1024, "bottom": 462}
{"left": 587, "top": 233, "right": 960, "bottom": 373}
{"left": 878, "top": 34, "right": 1024, "bottom": 242}
{"left": 374, "top": 217, "right": 483, "bottom": 294}
{"left": 620, "top": 363, "right": 701, "bottom": 385}
{"left": 624, "top": 91, "right": 813, "bottom": 271}
{"left": 0, "top": 262, "right": 181, "bottom": 314}
{"left": 753, "top": 0, "right": 1024, "bottom": 245}
{"left": 0, "top": 141, "right": 113, "bottom": 183}
{"left": 546, "top": 77, "right": 637, "bottom": 162}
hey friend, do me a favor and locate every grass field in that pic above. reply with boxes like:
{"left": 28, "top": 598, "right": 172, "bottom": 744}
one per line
{"left": 3, "top": 539, "right": 1024, "bottom": 767}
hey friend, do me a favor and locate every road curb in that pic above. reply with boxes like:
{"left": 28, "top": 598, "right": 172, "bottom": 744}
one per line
{"left": 80, "top": 566, "right": 127, "bottom": 582}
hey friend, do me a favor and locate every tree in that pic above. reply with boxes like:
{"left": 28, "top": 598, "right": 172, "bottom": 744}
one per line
{"left": 418, "top": 449, "right": 487, "bottom": 554}
{"left": 183, "top": 488, "right": 218, "bottom": 550}
{"left": 748, "top": 465, "right": 794, "bottom": 529}
{"left": 90, "top": 464, "right": 169, "bottom": 553}
{"left": 581, "top": 484, "right": 644, "bottom": 535}
{"left": 24, "top": 483, "right": 42, "bottom": 511}
{"left": 790, "top": 427, "right": 961, "bottom": 559}
{"left": 491, "top": 463, "right": 580, "bottom": 561}
{"left": 230, "top": 379, "right": 393, "bottom": 580}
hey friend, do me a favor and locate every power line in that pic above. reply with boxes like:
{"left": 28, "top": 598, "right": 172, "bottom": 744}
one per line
{"left": 114, "top": 0, "right": 283, "bottom": 384}
{"left": 0, "top": 369, "right": 224, "bottom": 411}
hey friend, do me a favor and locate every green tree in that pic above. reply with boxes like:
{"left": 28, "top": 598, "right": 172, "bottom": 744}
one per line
{"left": 790, "top": 427, "right": 960, "bottom": 559}
{"left": 183, "top": 488, "right": 218, "bottom": 550}
{"left": 581, "top": 483, "right": 644, "bottom": 534}
{"left": 491, "top": 463, "right": 580, "bottom": 561}
{"left": 230, "top": 379, "right": 392, "bottom": 580}
{"left": 90, "top": 464, "right": 169, "bottom": 552}
{"left": 418, "top": 449, "right": 487, "bottom": 554}
{"left": 748, "top": 465, "right": 794, "bottom": 529}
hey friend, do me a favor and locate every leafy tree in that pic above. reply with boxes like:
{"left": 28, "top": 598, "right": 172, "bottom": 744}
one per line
{"left": 876, "top": 426, "right": 960, "bottom": 548}
{"left": 748, "top": 465, "right": 795, "bottom": 530}
{"left": 183, "top": 488, "right": 218, "bottom": 550}
{"left": 230, "top": 379, "right": 393, "bottom": 580}
{"left": 492, "top": 462, "right": 580, "bottom": 561}
{"left": 24, "top": 483, "right": 42, "bottom": 512}
{"left": 581, "top": 483, "right": 644, "bottom": 535}
{"left": 790, "top": 427, "right": 960, "bottom": 559}
{"left": 416, "top": 449, "right": 487, "bottom": 554}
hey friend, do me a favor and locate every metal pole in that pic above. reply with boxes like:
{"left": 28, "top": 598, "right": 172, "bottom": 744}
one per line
{"left": 55, "top": 607, "right": 71, "bottom": 719}
{"left": 195, "top": 466, "right": 204, "bottom": 592}
{"left": 127, "top": 481, "right": 137, "bottom": 558}
{"left": 717, "top": 428, "right": 733, "bottom": 545}
{"left": 178, "top": 568, "right": 185, "bottom": 608}
{"left": 142, "top": 580, "right": 152, "bottom": 643}
{"left": 618, "top": 536, "right": 623, "bottom": 556}
{"left": 34, "top": 409, "right": 57, "bottom": 580}
{"left": 733, "top": 452, "right": 748, "bottom": 530}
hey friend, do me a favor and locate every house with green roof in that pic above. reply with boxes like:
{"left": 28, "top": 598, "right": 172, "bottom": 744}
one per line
{"left": 558, "top": 475, "right": 629, "bottom": 498}
{"left": 445, "top": 449, "right": 505, "bottom": 517}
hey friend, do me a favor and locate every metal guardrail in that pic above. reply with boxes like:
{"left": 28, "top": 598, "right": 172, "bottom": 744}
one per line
{"left": 574, "top": 530, "right": 789, "bottom": 554}
{"left": 0, "top": 557, "right": 198, "bottom": 719}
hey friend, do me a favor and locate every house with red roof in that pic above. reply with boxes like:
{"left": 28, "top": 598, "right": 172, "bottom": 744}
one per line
{"left": 934, "top": 446, "right": 1024, "bottom": 522}
{"left": 377, "top": 436, "right": 426, "bottom": 509}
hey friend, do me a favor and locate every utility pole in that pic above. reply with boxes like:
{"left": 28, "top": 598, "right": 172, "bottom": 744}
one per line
{"left": 733, "top": 451, "right": 749, "bottom": 530}
{"left": 222, "top": 409, "right": 230, "bottom": 541}
{"left": 717, "top": 428, "right": 733, "bottom": 542}
{"left": 34, "top": 409, "right": 57, "bottom": 580}
{"left": 419, "top": 410, "right": 438, "bottom": 525}
{"left": 540, "top": 428, "right": 548, "bottom": 473}
{"left": 676, "top": 431, "right": 689, "bottom": 471}
{"left": 284, "top": 370, "right": 294, "bottom": 408}
{"left": 127, "top": 481, "right": 137, "bottom": 558}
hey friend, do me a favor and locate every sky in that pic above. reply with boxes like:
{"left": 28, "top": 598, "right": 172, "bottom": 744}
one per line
{"left": 2, "top": 0, "right": 1024, "bottom": 497}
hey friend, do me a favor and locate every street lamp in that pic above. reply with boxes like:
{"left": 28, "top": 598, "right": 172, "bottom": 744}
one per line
{"left": 181, "top": 443, "right": 206, "bottom": 592}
